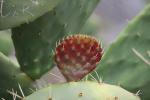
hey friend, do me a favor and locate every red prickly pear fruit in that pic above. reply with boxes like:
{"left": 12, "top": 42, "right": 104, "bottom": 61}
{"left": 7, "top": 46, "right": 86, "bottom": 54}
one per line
{"left": 54, "top": 34, "right": 102, "bottom": 81}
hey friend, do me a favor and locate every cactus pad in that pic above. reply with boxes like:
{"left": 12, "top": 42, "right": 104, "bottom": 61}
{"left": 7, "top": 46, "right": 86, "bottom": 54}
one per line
{"left": 0, "top": 0, "right": 62, "bottom": 30}
{"left": 0, "top": 52, "right": 33, "bottom": 99}
{"left": 24, "top": 81, "right": 140, "bottom": 100}
{"left": 94, "top": 4, "right": 150, "bottom": 100}
{"left": 55, "top": 34, "right": 102, "bottom": 81}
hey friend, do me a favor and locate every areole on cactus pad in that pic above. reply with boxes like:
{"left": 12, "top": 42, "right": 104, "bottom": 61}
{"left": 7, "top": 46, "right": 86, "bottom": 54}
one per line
{"left": 54, "top": 34, "right": 102, "bottom": 81}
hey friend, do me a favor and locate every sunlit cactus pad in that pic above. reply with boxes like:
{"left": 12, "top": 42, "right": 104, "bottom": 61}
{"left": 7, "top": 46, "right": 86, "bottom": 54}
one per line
{"left": 24, "top": 81, "right": 140, "bottom": 100}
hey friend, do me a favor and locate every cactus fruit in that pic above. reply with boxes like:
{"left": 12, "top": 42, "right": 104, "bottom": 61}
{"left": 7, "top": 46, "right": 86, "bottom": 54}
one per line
{"left": 0, "top": 0, "right": 62, "bottom": 30}
{"left": 12, "top": 0, "right": 100, "bottom": 80}
{"left": 54, "top": 34, "right": 102, "bottom": 81}
{"left": 24, "top": 81, "right": 140, "bottom": 100}
{"left": 93, "top": 4, "right": 150, "bottom": 100}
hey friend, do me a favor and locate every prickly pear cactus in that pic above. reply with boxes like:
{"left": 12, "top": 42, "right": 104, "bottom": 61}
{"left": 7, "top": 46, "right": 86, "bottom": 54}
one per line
{"left": 94, "top": 4, "right": 150, "bottom": 100}
{"left": 0, "top": 0, "right": 149, "bottom": 100}
{"left": 0, "top": 0, "right": 101, "bottom": 99}
{"left": 12, "top": 0, "right": 100, "bottom": 80}
{"left": 24, "top": 81, "right": 140, "bottom": 100}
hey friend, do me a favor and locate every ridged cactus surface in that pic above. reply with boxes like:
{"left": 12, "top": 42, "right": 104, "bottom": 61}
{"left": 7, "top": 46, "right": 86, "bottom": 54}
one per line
{"left": 24, "top": 81, "right": 140, "bottom": 100}
{"left": 12, "top": 0, "right": 100, "bottom": 80}
{"left": 94, "top": 4, "right": 150, "bottom": 100}
{"left": 0, "top": 0, "right": 62, "bottom": 30}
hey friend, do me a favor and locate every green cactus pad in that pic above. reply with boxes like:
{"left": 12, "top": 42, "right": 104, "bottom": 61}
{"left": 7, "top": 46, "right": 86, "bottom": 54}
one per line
{"left": 94, "top": 4, "right": 150, "bottom": 100}
{"left": 12, "top": 0, "right": 100, "bottom": 80}
{"left": 0, "top": 52, "right": 33, "bottom": 99}
{"left": 24, "top": 81, "right": 140, "bottom": 100}
{"left": 0, "top": 0, "right": 62, "bottom": 30}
